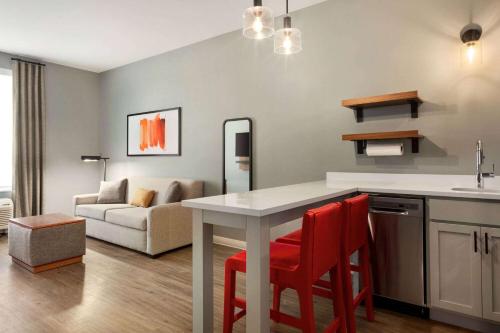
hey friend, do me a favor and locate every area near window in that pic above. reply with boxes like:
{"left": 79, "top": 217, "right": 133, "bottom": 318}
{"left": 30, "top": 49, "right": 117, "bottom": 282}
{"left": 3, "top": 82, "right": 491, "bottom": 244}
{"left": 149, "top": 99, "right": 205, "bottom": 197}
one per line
{"left": 0, "top": 68, "right": 13, "bottom": 192}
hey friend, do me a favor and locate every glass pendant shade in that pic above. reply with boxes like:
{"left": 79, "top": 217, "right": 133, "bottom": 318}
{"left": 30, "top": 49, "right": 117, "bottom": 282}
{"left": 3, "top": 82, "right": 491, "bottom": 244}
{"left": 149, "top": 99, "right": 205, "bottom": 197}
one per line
{"left": 242, "top": 6, "right": 274, "bottom": 40}
{"left": 274, "top": 27, "right": 302, "bottom": 55}
{"left": 461, "top": 40, "right": 482, "bottom": 65}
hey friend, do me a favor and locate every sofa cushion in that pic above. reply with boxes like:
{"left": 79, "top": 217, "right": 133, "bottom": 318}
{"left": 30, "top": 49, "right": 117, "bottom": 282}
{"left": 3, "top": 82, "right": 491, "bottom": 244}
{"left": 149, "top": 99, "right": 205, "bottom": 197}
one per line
{"left": 127, "top": 177, "right": 203, "bottom": 205}
{"left": 75, "top": 204, "right": 134, "bottom": 220}
{"left": 105, "top": 207, "right": 148, "bottom": 231}
{"left": 165, "top": 181, "right": 182, "bottom": 203}
{"left": 97, "top": 179, "right": 127, "bottom": 204}
{"left": 130, "top": 188, "right": 155, "bottom": 208}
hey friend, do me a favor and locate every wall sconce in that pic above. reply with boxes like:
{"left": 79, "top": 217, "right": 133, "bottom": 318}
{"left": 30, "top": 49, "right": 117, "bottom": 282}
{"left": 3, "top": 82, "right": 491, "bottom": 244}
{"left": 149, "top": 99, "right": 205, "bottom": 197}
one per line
{"left": 235, "top": 132, "right": 250, "bottom": 171}
{"left": 81, "top": 155, "right": 110, "bottom": 181}
{"left": 460, "top": 23, "right": 482, "bottom": 65}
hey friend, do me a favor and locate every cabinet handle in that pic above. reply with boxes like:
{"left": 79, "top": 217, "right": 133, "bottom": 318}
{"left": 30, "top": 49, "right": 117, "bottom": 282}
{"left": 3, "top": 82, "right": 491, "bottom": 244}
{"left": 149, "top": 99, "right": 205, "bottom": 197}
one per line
{"left": 485, "top": 233, "right": 489, "bottom": 255}
{"left": 474, "top": 231, "right": 478, "bottom": 253}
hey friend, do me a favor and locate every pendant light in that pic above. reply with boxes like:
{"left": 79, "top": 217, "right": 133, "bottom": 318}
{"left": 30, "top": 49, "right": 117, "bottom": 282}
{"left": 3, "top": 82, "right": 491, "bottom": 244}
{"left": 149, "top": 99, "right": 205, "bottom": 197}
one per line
{"left": 274, "top": 0, "right": 302, "bottom": 55}
{"left": 242, "top": 0, "right": 274, "bottom": 40}
{"left": 460, "top": 23, "right": 482, "bottom": 65}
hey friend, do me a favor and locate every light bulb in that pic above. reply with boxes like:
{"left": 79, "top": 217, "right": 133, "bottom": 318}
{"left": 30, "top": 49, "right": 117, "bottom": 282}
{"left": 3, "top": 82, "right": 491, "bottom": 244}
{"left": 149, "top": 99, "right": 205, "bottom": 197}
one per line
{"left": 461, "top": 40, "right": 482, "bottom": 66}
{"left": 283, "top": 36, "right": 292, "bottom": 50}
{"left": 252, "top": 17, "right": 263, "bottom": 33}
{"left": 466, "top": 43, "right": 476, "bottom": 64}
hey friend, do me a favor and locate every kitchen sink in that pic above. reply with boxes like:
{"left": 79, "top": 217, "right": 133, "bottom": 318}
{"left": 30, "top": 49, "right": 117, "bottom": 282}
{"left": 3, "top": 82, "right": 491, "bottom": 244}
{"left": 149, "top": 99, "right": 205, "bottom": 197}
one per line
{"left": 451, "top": 187, "right": 500, "bottom": 194}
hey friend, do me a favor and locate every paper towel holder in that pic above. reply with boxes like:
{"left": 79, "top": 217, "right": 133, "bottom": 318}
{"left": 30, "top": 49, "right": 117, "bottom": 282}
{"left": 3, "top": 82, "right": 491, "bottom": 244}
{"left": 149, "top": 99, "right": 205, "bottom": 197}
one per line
{"left": 341, "top": 130, "right": 423, "bottom": 154}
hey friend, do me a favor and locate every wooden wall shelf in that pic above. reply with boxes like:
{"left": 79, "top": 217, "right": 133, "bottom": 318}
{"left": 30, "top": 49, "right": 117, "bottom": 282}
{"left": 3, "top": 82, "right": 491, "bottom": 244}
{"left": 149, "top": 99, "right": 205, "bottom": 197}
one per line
{"left": 342, "top": 91, "right": 422, "bottom": 122}
{"left": 342, "top": 130, "right": 424, "bottom": 154}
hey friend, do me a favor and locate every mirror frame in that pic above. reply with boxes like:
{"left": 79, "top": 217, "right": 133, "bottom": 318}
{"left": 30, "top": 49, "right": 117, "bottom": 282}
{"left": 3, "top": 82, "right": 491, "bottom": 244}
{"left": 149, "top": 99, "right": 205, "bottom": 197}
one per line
{"left": 222, "top": 117, "right": 253, "bottom": 194}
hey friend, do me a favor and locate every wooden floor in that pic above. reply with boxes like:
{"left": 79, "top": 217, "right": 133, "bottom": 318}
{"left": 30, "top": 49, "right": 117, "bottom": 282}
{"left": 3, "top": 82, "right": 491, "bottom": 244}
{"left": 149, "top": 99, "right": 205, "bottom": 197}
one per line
{"left": 0, "top": 235, "right": 473, "bottom": 333}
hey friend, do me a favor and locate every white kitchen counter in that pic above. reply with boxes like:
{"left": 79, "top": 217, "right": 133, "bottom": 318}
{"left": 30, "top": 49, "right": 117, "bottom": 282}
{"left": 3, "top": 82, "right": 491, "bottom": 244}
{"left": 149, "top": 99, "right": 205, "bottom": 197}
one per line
{"left": 183, "top": 173, "right": 500, "bottom": 217}
{"left": 326, "top": 172, "right": 500, "bottom": 201}
{"left": 183, "top": 172, "right": 500, "bottom": 333}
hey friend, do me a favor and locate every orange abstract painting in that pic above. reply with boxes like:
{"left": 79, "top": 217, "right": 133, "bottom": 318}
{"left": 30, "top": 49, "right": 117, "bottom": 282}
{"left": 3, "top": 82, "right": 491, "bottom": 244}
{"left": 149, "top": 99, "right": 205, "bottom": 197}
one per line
{"left": 139, "top": 113, "right": 167, "bottom": 151}
{"left": 128, "top": 107, "right": 181, "bottom": 156}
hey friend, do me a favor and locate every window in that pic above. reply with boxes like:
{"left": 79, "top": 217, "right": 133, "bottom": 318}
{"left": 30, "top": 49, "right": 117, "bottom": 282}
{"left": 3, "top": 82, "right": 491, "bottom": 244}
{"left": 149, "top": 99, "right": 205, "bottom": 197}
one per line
{"left": 0, "top": 69, "right": 13, "bottom": 189}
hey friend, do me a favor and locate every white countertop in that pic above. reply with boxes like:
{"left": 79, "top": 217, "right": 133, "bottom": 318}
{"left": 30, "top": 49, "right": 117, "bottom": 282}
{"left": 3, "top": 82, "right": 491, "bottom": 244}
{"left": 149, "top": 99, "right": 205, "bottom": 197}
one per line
{"left": 182, "top": 173, "right": 500, "bottom": 216}
{"left": 182, "top": 181, "right": 356, "bottom": 216}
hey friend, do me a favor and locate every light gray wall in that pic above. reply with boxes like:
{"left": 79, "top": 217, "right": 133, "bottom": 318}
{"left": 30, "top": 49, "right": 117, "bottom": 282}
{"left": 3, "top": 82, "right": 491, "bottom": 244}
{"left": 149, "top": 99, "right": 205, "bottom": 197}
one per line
{"left": 99, "top": 0, "right": 500, "bottom": 237}
{"left": 0, "top": 52, "right": 101, "bottom": 214}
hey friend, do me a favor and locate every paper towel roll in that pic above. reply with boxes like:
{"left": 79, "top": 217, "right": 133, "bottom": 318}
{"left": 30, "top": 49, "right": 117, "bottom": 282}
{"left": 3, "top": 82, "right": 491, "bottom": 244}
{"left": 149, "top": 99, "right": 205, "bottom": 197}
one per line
{"left": 365, "top": 141, "right": 404, "bottom": 156}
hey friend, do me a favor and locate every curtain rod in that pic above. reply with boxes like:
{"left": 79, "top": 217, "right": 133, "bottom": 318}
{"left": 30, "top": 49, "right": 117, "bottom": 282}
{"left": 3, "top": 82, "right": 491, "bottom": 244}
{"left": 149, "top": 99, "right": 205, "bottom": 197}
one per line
{"left": 11, "top": 57, "right": 46, "bottom": 67}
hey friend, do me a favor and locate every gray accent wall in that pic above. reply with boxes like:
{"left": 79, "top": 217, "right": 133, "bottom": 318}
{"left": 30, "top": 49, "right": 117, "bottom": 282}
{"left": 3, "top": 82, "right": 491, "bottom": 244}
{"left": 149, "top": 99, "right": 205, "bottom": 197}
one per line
{"left": 100, "top": 0, "right": 500, "bottom": 192}
{"left": 99, "top": 0, "right": 500, "bottom": 239}
{"left": 0, "top": 52, "right": 101, "bottom": 215}
{"left": 4, "top": 0, "right": 499, "bottom": 238}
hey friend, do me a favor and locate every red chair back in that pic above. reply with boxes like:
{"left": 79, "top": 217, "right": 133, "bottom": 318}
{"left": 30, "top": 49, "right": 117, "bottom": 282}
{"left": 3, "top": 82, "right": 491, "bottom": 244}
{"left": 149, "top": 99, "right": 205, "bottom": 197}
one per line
{"left": 299, "top": 202, "right": 343, "bottom": 282}
{"left": 343, "top": 194, "right": 369, "bottom": 255}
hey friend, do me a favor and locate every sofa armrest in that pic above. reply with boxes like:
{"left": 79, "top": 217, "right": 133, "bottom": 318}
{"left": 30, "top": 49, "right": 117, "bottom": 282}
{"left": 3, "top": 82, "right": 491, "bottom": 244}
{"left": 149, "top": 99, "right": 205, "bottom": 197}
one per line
{"left": 73, "top": 193, "right": 99, "bottom": 215}
{"left": 147, "top": 202, "right": 193, "bottom": 255}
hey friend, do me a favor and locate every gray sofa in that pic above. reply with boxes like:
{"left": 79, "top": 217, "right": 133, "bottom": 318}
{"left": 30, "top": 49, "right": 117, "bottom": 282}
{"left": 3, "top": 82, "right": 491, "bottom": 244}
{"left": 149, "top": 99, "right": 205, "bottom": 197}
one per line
{"left": 73, "top": 177, "right": 203, "bottom": 256}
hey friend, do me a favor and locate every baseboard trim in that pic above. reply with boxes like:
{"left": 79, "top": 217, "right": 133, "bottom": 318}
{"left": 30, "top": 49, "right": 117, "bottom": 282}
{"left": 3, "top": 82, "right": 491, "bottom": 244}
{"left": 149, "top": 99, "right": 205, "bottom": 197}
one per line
{"left": 213, "top": 236, "right": 246, "bottom": 250}
{"left": 430, "top": 308, "right": 500, "bottom": 333}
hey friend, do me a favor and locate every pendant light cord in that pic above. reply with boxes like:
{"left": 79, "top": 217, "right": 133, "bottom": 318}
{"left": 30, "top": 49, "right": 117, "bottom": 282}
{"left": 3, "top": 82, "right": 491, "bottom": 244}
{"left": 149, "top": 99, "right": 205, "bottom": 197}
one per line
{"left": 286, "top": 0, "right": 289, "bottom": 15}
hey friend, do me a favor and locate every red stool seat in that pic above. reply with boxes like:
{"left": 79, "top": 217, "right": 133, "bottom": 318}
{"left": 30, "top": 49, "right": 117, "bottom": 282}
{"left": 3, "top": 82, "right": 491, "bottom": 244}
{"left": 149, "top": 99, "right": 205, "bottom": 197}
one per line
{"left": 226, "top": 241, "right": 301, "bottom": 273}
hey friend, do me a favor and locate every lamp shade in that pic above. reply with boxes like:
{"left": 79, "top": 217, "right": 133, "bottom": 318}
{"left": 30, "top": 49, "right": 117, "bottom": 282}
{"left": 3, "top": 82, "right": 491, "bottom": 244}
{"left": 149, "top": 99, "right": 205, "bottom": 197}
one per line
{"left": 242, "top": 5, "right": 274, "bottom": 39}
{"left": 274, "top": 27, "right": 302, "bottom": 55}
{"left": 81, "top": 155, "right": 102, "bottom": 162}
{"left": 235, "top": 132, "right": 250, "bottom": 157}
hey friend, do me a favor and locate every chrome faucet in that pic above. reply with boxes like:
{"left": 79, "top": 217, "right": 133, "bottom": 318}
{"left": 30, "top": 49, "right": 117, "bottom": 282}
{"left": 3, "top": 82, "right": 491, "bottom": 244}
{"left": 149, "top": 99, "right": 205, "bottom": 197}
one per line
{"left": 476, "top": 140, "right": 495, "bottom": 188}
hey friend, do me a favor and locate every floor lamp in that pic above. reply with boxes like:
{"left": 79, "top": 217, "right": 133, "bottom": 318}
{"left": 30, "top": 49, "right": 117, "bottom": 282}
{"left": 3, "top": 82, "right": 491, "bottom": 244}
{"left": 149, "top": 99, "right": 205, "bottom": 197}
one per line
{"left": 81, "top": 155, "right": 110, "bottom": 181}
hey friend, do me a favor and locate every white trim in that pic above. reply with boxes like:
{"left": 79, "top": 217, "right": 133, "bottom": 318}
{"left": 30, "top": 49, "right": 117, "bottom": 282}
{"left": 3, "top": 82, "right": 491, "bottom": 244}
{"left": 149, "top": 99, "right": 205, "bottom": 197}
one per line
{"left": 213, "top": 235, "right": 246, "bottom": 250}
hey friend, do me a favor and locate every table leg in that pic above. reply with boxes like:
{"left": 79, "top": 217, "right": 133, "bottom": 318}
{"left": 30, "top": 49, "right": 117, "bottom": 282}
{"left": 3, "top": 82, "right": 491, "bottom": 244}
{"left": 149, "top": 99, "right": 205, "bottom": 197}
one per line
{"left": 192, "top": 209, "right": 213, "bottom": 333}
{"left": 246, "top": 216, "right": 270, "bottom": 333}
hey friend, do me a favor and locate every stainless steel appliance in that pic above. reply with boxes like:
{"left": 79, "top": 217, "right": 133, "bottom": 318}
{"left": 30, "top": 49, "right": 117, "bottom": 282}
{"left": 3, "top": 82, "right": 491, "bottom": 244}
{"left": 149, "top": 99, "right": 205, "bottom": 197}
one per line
{"left": 368, "top": 195, "right": 426, "bottom": 316}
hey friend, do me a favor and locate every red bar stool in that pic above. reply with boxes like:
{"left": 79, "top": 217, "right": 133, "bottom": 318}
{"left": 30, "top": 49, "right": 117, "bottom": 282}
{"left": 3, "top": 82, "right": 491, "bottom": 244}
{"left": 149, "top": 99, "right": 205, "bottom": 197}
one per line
{"left": 223, "top": 203, "right": 347, "bottom": 333}
{"left": 342, "top": 194, "right": 374, "bottom": 333}
{"left": 275, "top": 194, "right": 375, "bottom": 333}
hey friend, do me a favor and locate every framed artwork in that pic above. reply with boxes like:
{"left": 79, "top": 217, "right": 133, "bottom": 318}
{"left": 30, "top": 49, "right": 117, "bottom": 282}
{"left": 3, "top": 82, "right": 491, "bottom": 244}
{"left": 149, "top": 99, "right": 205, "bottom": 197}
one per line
{"left": 127, "top": 107, "right": 181, "bottom": 156}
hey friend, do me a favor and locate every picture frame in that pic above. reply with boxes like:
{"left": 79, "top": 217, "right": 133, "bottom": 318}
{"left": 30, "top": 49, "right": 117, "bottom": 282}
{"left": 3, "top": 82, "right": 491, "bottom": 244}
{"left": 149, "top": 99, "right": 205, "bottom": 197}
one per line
{"left": 127, "top": 107, "right": 181, "bottom": 156}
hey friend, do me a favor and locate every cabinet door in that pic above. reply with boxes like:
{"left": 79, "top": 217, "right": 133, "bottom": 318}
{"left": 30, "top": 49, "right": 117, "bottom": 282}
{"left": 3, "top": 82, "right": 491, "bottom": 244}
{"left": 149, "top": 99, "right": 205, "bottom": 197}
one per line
{"left": 482, "top": 227, "right": 500, "bottom": 322}
{"left": 430, "top": 222, "right": 482, "bottom": 317}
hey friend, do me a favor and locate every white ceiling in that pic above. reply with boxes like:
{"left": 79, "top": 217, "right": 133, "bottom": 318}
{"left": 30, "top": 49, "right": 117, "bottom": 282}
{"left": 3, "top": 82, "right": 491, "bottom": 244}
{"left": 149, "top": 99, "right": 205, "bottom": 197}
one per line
{"left": 0, "top": 0, "right": 326, "bottom": 73}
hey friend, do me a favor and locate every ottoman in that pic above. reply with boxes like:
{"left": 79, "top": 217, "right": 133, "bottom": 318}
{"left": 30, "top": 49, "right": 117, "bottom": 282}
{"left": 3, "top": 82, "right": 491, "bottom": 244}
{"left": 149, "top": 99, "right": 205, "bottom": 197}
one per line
{"left": 8, "top": 213, "right": 86, "bottom": 273}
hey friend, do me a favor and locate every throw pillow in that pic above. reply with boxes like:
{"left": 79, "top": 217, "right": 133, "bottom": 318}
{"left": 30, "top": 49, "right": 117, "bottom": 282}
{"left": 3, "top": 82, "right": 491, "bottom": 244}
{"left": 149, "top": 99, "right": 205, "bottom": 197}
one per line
{"left": 97, "top": 179, "right": 127, "bottom": 204}
{"left": 165, "top": 181, "right": 182, "bottom": 203}
{"left": 130, "top": 188, "right": 156, "bottom": 208}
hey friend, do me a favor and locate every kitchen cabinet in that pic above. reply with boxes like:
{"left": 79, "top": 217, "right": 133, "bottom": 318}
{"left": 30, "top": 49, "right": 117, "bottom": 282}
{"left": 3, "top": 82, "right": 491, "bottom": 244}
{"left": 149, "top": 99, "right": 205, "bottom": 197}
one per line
{"left": 482, "top": 227, "right": 500, "bottom": 322}
{"left": 429, "top": 222, "right": 482, "bottom": 317}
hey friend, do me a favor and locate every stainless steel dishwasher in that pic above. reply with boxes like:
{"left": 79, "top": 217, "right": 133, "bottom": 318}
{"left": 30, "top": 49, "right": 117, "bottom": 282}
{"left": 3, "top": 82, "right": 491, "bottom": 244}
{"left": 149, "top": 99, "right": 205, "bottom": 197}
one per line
{"left": 368, "top": 195, "right": 427, "bottom": 317}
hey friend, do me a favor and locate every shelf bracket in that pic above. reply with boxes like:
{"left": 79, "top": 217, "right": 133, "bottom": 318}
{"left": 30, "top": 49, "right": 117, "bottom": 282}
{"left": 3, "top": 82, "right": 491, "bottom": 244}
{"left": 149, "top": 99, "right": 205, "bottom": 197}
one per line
{"left": 411, "top": 137, "right": 419, "bottom": 153}
{"left": 355, "top": 107, "right": 364, "bottom": 123}
{"left": 356, "top": 140, "right": 366, "bottom": 154}
{"left": 410, "top": 101, "right": 419, "bottom": 118}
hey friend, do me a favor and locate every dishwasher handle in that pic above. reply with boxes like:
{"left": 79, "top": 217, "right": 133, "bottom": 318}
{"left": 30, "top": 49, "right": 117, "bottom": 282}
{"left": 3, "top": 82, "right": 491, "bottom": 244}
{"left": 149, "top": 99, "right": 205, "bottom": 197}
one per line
{"left": 369, "top": 208, "right": 409, "bottom": 216}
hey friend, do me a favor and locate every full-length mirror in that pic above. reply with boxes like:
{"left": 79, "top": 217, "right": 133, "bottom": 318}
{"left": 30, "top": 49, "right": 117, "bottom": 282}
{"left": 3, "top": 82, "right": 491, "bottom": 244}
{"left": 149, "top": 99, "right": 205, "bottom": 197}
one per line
{"left": 223, "top": 118, "right": 252, "bottom": 194}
